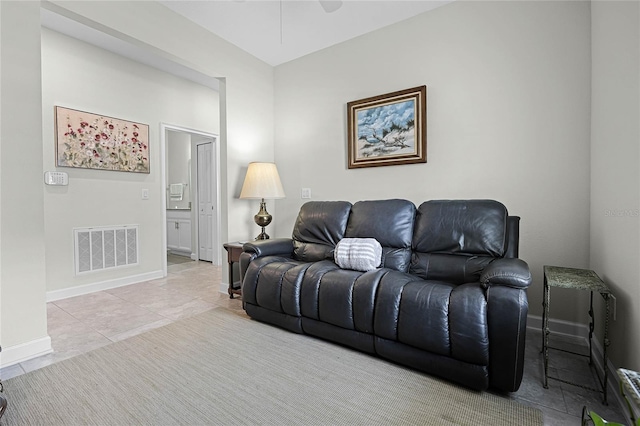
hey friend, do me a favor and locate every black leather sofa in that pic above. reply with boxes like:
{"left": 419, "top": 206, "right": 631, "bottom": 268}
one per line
{"left": 239, "top": 199, "right": 531, "bottom": 392}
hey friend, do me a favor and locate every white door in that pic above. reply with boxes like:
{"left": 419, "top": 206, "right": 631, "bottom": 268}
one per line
{"left": 197, "top": 142, "right": 214, "bottom": 262}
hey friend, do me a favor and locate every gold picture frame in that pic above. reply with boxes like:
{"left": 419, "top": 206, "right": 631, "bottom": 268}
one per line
{"left": 347, "top": 86, "right": 426, "bottom": 169}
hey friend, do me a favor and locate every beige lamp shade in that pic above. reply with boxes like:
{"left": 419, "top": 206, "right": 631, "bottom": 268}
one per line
{"left": 239, "top": 162, "right": 286, "bottom": 199}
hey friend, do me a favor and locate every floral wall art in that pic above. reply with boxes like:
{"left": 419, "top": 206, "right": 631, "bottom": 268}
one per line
{"left": 55, "top": 106, "right": 150, "bottom": 173}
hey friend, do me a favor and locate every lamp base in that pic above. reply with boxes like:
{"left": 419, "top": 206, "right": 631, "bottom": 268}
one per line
{"left": 255, "top": 228, "right": 270, "bottom": 240}
{"left": 254, "top": 199, "right": 272, "bottom": 241}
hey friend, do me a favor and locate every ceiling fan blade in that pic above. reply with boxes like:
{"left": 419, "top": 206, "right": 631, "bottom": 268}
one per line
{"left": 319, "top": 0, "right": 343, "bottom": 13}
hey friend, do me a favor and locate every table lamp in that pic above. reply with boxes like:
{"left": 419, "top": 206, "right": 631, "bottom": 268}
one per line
{"left": 239, "top": 162, "right": 286, "bottom": 240}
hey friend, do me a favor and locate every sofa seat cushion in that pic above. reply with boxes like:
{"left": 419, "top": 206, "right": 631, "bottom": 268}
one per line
{"left": 316, "top": 268, "right": 362, "bottom": 329}
{"left": 299, "top": 262, "right": 388, "bottom": 331}
{"left": 242, "top": 256, "right": 313, "bottom": 317}
{"left": 374, "top": 270, "right": 489, "bottom": 366}
{"left": 246, "top": 256, "right": 390, "bottom": 335}
{"left": 314, "top": 268, "right": 388, "bottom": 333}
{"left": 410, "top": 252, "right": 494, "bottom": 285}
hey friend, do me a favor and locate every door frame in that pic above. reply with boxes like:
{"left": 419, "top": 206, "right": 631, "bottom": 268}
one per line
{"left": 160, "top": 123, "right": 221, "bottom": 277}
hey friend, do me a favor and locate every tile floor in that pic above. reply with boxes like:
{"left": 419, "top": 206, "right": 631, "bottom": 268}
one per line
{"left": 0, "top": 256, "right": 630, "bottom": 425}
{"left": 507, "top": 329, "right": 628, "bottom": 425}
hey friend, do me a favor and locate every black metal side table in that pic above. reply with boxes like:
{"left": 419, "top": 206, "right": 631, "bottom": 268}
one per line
{"left": 542, "top": 265, "right": 612, "bottom": 404}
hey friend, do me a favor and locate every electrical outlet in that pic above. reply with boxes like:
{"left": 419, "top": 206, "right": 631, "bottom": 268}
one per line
{"left": 301, "top": 188, "right": 311, "bottom": 199}
{"left": 611, "top": 294, "right": 617, "bottom": 321}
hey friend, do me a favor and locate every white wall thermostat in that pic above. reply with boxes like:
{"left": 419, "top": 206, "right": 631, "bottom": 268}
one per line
{"left": 44, "top": 171, "right": 69, "bottom": 186}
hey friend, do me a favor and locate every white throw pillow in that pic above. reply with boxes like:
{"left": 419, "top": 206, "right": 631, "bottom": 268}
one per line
{"left": 334, "top": 238, "right": 382, "bottom": 272}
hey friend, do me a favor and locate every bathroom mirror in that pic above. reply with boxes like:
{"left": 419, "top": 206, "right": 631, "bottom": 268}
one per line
{"left": 166, "top": 130, "right": 192, "bottom": 210}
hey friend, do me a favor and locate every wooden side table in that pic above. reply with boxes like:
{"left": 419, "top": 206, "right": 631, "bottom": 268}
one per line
{"left": 542, "top": 265, "right": 612, "bottom": 404}
{"left": 223, "top": 242, "right": 244, "bottom": 299}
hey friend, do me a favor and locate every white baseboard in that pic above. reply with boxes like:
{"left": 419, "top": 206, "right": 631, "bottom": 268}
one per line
{"left": 46, "top": 270, "right": 164, "bottom": 302}
{"left": 527, "top": 314, "right": 590, "bottom": 343}
{"left": 527, "top": 314, "right": 626, "bottom": 413}
{"left": 219, "top": 282, "right": 228, "bottom": 294}
{"left": 0, "top": 336, "right": 52, "bottom": 368}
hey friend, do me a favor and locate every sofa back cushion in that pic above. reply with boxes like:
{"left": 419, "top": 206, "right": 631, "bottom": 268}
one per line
{"left": 292, "top": 201, "right": 352, "bottom": 262}
{"left": 410, "top": 200, "right": 508, "bottom": 283}
{"left": 344, "top": 199, "right": 415, "bottom": 272}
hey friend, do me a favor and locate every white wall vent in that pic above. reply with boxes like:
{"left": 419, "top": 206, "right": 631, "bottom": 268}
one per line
{"left": 74, "top": 225, "right": 138, "bottom": 274}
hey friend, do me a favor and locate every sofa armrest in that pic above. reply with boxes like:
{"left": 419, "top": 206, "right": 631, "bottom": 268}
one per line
{"left": 486, "top": 284, "right": 528, "bottom": 391}
{"left": 480, "top": 258, "right": 532, "bottom": 289}
{"left": 240, "top": 238, "right": 294, "bottom": 281}
{"left": 505, "top": 216, "right": 520, "bottom": 258}
{"left": 243, "top": 238, "right": 294, "bottom": 258}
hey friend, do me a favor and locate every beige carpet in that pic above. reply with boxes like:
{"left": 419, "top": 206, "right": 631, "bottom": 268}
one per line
{"left": 2, "top": 308, "right": 542, "bottom": 425}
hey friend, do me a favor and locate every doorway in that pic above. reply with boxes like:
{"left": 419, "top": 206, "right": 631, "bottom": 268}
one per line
{"left": 162, "top": 124, "right": 220, "bottom": 276}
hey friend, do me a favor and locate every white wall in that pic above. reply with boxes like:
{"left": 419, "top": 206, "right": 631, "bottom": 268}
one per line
{"left": 1, "top": 0, "right": 275, "bottom": 363}
{"left": 590, "top": 1, "right": 640, "bottom": 371}
{"left": 44, "top": 1, "right": 277, "bottom": 245}
{"left": 274, "top": 1, "right": 592, "bottom": 321}
{"left": 41, "top": 28, "right": 219, "bottom": 294}
{"left": 0, "top": 1, "right": 50, "bottom": 359}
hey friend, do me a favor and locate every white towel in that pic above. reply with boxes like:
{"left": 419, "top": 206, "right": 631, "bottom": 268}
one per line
{"left": 169, "top": 184, "right": 184, "bottom": 200}
{"left": 334, "top": 238, "right": 382, "bottom": 272}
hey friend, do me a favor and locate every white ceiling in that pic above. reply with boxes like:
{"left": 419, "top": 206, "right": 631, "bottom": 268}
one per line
{"left": 40, "top": 1, "right": 452, "bottom": 91}
{"left": 160, "top": 0, "right": 453, "bottom": 66}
